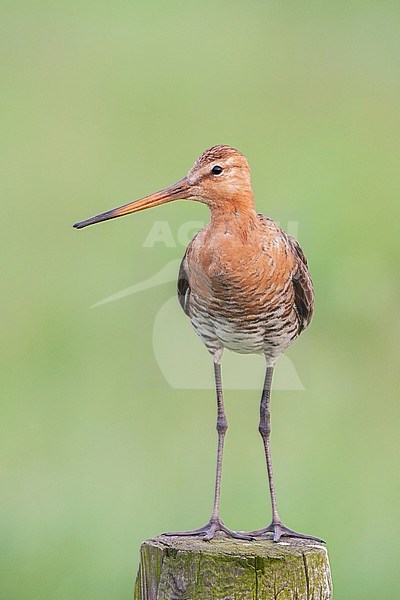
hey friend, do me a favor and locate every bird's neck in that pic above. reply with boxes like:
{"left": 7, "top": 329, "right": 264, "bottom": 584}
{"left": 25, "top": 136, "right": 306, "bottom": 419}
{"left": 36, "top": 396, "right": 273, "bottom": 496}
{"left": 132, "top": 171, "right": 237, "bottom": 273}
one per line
{"left": 208, "top": 202, "right": 259, "bottom": 244}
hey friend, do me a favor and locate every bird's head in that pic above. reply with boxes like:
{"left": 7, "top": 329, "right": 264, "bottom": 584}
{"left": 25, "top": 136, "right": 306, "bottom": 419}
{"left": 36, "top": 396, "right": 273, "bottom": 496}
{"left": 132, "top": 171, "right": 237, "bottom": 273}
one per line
{"left": 187, "top": 145, "right": 254, "bottom": 211}
{"left": 73, "top": 145, "right": 254, "bottom": 230}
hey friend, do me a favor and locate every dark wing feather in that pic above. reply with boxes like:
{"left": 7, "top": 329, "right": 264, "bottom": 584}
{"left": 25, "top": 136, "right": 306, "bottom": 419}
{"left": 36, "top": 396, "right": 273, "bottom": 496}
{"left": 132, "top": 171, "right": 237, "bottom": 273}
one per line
{"left": 260, "top": 215, "right": 314, "bottom": 333}
{"left": 283, "top": 232, "right": 314, "bottom": 333}
{"left": 177, "top": 249, "right": 191, "bottom": 317}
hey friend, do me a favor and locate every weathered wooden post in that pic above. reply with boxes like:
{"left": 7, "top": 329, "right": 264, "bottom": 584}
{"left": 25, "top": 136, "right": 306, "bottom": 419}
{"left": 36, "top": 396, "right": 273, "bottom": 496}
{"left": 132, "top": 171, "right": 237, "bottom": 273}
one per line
{"left": 134, "top": 536, "right": 332, "bottom": 599}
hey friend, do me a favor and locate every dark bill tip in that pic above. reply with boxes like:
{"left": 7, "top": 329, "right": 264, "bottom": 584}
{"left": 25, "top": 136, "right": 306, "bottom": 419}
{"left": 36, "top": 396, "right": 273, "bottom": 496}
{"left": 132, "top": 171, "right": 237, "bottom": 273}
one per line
{"left": 73, "top": 221, "right": 85, "bottom": 229}
{"left": 72, "top": 209, "right": 120, "bottom": 229}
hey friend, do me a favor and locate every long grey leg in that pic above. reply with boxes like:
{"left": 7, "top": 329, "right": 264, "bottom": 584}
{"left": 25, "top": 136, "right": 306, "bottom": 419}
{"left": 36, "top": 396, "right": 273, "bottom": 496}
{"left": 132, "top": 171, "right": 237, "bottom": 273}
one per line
{"left": 210, "top": 360, "right": 227, "bottom": 522}
{"left": 259, "top": 365, "right": 280, "bottom": 523}
{"left": 248, "top": 363, "right": 324, "bottom": 543}
{"left": 163, "top": 356, "right": 252, "bottom": 540}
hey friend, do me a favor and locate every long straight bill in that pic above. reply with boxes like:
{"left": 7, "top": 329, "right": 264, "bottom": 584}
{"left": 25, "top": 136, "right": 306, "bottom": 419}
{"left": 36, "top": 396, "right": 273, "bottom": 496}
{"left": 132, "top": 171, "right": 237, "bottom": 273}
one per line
{"left": 73, "top": 177, "right": 191, "bottom": 229}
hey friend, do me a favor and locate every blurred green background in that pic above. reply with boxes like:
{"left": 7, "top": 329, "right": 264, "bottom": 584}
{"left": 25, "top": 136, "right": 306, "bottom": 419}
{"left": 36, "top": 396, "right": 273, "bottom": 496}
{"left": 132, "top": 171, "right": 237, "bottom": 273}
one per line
{"left": 2, "top": 1, "right": 400, "bottom": 598}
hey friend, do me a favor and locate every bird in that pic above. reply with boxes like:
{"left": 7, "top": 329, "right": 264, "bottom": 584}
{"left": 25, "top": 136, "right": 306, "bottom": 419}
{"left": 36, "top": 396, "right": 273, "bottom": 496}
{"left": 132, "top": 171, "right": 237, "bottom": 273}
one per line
{"left": 73, "top": 145, "right": 322, "bottom": 543}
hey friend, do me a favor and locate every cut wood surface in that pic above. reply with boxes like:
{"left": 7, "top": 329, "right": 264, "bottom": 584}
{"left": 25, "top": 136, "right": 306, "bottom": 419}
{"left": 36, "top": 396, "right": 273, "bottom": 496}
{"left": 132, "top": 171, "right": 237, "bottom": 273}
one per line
{"left": 134, "top": 535, "right": 332, "bottom": 599}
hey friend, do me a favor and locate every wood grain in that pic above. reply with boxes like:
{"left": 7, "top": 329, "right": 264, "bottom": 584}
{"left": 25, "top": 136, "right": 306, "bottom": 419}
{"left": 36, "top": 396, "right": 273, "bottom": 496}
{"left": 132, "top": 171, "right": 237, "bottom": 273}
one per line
{"left": 134, "top": 536, "right": 332, "bottom": 599}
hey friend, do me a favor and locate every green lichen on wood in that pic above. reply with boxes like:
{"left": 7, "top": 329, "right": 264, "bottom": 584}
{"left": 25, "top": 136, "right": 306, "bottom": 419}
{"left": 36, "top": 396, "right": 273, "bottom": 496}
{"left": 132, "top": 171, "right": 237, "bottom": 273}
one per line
{"left": 134, "top": 535, "right": 332, "bottom": 599}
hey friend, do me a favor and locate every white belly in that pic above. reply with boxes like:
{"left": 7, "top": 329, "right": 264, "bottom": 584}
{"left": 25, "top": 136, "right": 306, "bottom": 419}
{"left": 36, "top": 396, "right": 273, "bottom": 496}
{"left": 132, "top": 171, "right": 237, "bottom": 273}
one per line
{"left": 212, "top": 316, "right": 265, "bottom": 354}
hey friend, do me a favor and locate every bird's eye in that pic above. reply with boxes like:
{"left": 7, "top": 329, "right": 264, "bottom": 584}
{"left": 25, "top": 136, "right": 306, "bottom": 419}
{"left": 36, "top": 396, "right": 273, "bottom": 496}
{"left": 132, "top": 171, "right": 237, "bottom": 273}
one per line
{"left": 211, "top": 165, "right": 223, "bottom": 175}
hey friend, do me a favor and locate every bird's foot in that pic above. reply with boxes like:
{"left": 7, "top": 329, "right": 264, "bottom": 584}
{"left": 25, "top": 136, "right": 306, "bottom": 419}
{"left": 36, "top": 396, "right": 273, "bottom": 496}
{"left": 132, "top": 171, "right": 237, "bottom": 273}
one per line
{"left": 163, "top": 517, "right": 253, "bottom": 541}
{"left": 246, "top": 521, "right": 325, "bottom": 543}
